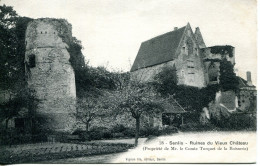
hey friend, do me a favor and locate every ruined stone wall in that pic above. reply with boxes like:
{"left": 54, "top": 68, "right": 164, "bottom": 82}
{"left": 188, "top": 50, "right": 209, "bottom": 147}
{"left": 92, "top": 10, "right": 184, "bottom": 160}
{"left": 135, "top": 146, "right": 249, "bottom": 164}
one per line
{"left": 25, "top": 18, "right": 76, "bottom": 132}
{"left": 202, "top": 47, "right": 235, "bottom": 85}
{"left": 201, "top": 47, "right": 235, "bottom": 65}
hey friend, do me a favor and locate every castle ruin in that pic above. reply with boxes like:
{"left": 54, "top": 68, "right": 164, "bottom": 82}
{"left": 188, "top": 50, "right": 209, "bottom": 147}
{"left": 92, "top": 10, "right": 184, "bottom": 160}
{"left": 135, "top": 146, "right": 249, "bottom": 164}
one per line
{"left": 130, "top": 23, "right": 235, "bottom": 88}
{"left": 25, "top": 18, "right": 76, "bottom": 132}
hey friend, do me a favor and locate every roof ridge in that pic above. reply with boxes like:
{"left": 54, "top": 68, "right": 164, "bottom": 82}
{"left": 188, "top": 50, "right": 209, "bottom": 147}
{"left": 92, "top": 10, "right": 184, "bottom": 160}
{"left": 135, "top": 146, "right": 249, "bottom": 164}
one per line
{"left": 130, "top": 24, "right": 187, "bottom": 72}
{"left": 142, "top": 25, "right": 187, "bottom": 43}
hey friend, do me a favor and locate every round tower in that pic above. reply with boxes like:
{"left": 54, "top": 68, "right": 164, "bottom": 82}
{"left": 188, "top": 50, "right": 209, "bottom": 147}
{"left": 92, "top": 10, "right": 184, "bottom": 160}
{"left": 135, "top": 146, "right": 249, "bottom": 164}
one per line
{"left": 25, "top": 18, "right": 76, "bottom": 132}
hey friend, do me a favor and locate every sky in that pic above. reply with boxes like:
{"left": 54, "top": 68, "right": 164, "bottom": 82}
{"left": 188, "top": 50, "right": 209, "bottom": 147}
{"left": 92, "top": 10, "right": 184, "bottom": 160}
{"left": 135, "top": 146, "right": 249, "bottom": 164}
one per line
{"left": 0, "top": 0, "right": 257, "bottom": 85}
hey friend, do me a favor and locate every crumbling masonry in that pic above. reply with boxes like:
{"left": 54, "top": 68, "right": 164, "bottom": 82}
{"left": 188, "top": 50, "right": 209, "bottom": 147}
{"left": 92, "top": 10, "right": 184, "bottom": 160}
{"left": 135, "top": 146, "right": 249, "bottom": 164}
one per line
{"left": 25, "top": 18, "right": 76, "bottom": 132}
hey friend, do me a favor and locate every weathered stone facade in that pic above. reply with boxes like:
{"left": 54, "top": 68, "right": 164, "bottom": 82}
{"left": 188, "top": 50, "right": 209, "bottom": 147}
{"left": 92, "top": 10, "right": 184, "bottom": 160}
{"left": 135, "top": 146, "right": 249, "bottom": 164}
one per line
{"left": 174, "top": 26, "right": 205, "bottom": 88}
{"left": 130, "top": 24, "right": 237, "bottom": 89}
{"left": 201, "top": 46, "right": 235, "bottom": 85}
{"left": 237, "top": 72, "right": 257, "bottom": 112}
{"left": 25, "top": 18, "right": 76, "bottom": 132}
{"left": 130, "top": 23, "right": 257, "bottom": 127}
{"left": 131, "top": 23, "right": 205, "bottom": 88}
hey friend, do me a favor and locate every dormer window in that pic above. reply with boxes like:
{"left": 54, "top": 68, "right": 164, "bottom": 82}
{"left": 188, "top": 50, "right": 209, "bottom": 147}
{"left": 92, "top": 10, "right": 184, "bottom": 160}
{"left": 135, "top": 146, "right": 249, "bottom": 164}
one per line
{"left": 28, "top": 54, "right": 36, "bottom": 68}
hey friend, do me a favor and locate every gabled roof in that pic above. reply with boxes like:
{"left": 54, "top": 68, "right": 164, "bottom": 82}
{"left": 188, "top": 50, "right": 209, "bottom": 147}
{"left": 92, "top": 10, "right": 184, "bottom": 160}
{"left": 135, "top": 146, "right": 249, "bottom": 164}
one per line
{"left": 237, "top": 76, "right": 256, "bottom": 88}
{"left": 130, "top": 25, "right": 186, "bottom": 72}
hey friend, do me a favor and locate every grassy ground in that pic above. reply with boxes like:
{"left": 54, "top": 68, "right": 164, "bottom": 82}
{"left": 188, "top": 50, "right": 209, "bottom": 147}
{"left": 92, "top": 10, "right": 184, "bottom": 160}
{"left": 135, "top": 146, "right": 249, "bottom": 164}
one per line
{"left": 0, "top": 141, "right": 134, "bottom": 164}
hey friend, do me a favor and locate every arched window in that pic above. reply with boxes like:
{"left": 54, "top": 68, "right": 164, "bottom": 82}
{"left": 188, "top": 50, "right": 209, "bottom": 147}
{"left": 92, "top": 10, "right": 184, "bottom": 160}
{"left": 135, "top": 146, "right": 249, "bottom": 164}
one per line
{"left": 28, "top": 54, "right": 36, "bottom": 68}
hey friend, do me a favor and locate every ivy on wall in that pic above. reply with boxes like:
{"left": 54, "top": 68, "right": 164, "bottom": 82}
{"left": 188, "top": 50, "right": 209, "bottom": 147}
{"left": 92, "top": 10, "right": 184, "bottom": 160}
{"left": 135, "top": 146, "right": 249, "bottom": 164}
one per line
{"left": 210, "top": 45, "right": 234, "bottom": 57}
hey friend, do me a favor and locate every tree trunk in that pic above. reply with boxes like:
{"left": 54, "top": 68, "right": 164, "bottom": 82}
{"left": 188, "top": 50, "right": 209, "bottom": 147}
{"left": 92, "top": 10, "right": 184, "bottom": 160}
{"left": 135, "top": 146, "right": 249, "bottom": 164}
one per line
{"left": 5, "top": 118, "right": 10, "bottom": 130}
{"left": 86, "top": 122, "right": 89, "bottom": 132}
{"left": 135, "top": 117, "right": 140, "bottom": 147}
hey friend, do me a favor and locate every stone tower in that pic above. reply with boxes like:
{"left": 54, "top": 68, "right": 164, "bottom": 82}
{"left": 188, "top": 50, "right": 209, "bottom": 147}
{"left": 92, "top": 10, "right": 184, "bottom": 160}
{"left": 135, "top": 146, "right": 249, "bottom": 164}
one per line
{"left": 25, "top": 18, "right": 76, "bottom": 132}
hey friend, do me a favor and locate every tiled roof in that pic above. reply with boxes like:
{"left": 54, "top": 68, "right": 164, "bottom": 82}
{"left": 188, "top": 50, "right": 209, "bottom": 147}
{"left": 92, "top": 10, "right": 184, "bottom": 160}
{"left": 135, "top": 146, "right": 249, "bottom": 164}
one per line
{"left": 130, "top": 26, "right": 186, "bottom": 72}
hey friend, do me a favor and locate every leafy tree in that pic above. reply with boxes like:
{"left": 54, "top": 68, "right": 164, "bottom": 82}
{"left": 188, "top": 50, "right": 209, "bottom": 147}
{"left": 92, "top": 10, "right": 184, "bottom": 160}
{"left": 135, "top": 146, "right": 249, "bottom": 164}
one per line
{"left": 153, "top": 65, "right": 178, "bottom": 95}
{"left": 219, "top": 59, "right": 239, "bottom": 92}
{"left": 0, "top": 4, "right": 18, "bottom": 28}
{"left": 0, "top": 5, "right": 18, "bottom": 91}
{"left": 0, "top": 88, "right": 39, "bottom": 130}
{"left": 153, "top": 66, "right": 202, "bottom": 112}
{"left": 153, "top": 65, "right": 220, "bottom": 122}
{"left": 0, "top": 5, "right": 32, "bottom": 92}
{"left": 75, "top": 65, "right": 126, "bottom": 98}
{"left": 68, "top": 37, "right": 85, "bottom": 71}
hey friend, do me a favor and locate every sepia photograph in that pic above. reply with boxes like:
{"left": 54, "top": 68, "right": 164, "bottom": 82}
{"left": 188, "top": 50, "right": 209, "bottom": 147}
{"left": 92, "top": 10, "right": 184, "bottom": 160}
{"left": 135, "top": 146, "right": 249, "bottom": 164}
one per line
{"left": 0, "top": 0, "right": 257, "bottom": 164}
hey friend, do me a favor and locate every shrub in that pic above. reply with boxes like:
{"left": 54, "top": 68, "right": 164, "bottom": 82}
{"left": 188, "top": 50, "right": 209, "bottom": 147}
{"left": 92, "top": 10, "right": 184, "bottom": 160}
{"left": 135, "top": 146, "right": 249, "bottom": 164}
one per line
{"left": 103, "top": 131, "right": 113, "bottom": 139}
{"left": 112, "top": 132, "right": 125, "bottom": 138}
{"left": 140, "top": 127, "right": 161, "bottom": 137}
{"left": 179, "top": 122, "right": 218, "bottom": 132}
{"left": 72, "top": 129, "right": 85, "bottom": 135}
{"left": 223, "top": 113, "right": 256, "bottom": 131}
{"left": 88, "top": 130, "right": 105, "bottom": 140}
{"left": 111, "top": 124, "right": 126, "bottom": 133}
{"left": 161, "top": 126, "right": 178, "bottom": 135}
{"left": 122, "top": 128, "right": 135, "bottom": 137}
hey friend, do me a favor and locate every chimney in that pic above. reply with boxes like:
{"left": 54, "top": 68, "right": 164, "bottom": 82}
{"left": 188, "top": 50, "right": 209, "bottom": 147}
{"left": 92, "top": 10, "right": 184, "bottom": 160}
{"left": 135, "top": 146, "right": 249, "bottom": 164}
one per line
{"left": 174, "top": 27, "right": 178, "bottom": 31}
{"left": 246, "top": 71, "right": 253, "bottom": 86}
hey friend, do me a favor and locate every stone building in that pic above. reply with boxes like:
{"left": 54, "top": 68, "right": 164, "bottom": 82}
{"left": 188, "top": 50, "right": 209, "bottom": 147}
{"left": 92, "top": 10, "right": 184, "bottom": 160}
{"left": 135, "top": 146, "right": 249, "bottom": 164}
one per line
{"left": 130, "top": 23, "right": 256, "bottom": 126}
{"left": 131, "top": 23, "right": 236, "bottom": 88}
{"left": 237, "top": 72, "right": 257, "bottom": 112}
{"left": 24, "top": 18, "right": 76, "bottom": 132}
{"left": 131, "top": 23, "right": 206, "bottom": 88}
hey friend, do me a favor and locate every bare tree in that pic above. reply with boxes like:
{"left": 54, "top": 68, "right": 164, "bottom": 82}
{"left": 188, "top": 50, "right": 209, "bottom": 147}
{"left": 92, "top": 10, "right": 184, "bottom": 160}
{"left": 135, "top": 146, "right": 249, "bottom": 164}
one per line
{"left": 106, "top": 82, "right": 165, "bottom": 146}
{"left": 76, "top": 96, "right": 109, "bottom": 131}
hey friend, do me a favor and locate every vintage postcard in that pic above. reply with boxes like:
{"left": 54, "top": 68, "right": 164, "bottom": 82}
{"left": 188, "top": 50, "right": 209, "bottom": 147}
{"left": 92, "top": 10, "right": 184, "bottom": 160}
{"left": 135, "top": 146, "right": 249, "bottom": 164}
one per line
{"left": 0, "top": 0, "right": 257, "bottom": 164}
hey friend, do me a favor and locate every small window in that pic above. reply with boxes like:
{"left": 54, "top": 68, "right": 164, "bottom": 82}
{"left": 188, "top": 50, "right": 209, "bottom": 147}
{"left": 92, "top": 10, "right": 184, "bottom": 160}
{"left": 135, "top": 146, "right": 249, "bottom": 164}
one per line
{"left": 181, "top": 70, "right": 184, "bottom": 77}
{"left": 41, "top": 31, "right": 43, "bottom": 34}
{"left": 54, "top": 32, "right": 55, "bottom": 34}
{"left": 182, "top": 47, "right": 185, "bottom": 52}
{"left": 187, "top": 66, "right": 194, "bottom": 68}
{"left": 195, "top": 48, "right": 198, "bottom": 55}
{"left": 188, "top": 72, "right": 195, "bottom": 74}
{"left": 28, "top": 54, "right": 36, "bottom": 68}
